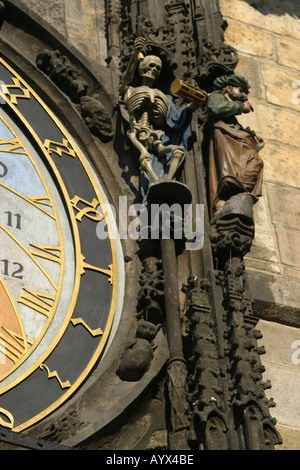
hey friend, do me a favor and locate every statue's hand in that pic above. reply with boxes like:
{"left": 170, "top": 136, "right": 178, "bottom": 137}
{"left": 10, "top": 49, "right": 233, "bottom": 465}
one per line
{"left": 134, "top": 37, "right": 146, "bottom": 54}
{"left": 243, "top": 101, "right": 254, "bottom": 113}
{"left": 258, "top": 137, "right": 265, "bottom": 149}
{"left": 119, "top": 37, "right": 146, "bottom": 94}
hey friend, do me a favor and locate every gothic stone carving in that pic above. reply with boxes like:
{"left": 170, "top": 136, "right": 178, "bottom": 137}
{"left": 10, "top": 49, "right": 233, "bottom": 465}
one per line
{"left": 36, "top": 49, "right": 113, "bottom": 143}
{"left": 32, "top": 407, "right": 85, "bottom": 445}
{"left": 36, "top": 49, "right": 88, "bottom": 103}
{"left": 220, "top": 256, "right": 282, "bottom": 449}
{"left": 117, "top": 257, "right": 163, "bottom": 382}
{"left": 183, "top": 267, "right": 282, "bottom": 449}
{"left": 80, "top": 96, "right": 114, "bottom": 143}
{"left": 182, "top": 275, "right": 229, "bottom": 450}
{"left": 0, "top": 0, "right": 5, "bottom": 28}
{"left": 192, "top": 0, "right": 239, "bottom": 88}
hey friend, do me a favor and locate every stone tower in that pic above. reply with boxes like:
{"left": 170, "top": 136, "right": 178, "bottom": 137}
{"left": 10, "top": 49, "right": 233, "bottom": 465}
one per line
{"left": 0, "top": 0, "right": 299, "bottom": 451}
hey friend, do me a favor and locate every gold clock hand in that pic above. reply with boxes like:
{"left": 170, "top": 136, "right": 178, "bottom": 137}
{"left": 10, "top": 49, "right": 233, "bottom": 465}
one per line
{"left": 0, "top": 274, "right": 28, "bottom": 377}
{"left": 0, "top": 224, "right": 58, "bottom": 290}
{"left": 0, "top": 183, "right": 55, "bottom": 219}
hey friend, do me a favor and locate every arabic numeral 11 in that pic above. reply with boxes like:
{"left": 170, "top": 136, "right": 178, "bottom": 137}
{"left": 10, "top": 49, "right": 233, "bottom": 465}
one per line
{"left": 5, "top": 211, "right": 22, "bottom": 229}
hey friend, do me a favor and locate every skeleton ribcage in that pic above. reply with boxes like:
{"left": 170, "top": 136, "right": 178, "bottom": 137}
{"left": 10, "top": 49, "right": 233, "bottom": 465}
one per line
{"left": 125, "top": 88, "right": 169, "bottom": 127}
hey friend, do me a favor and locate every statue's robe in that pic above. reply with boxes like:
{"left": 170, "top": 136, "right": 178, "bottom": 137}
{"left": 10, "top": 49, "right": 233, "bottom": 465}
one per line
{"left": 140, "top": 95, "right": 193, "bottom": 198}
{"left": 207, "top": 91, "right": 264, "bottom": 217}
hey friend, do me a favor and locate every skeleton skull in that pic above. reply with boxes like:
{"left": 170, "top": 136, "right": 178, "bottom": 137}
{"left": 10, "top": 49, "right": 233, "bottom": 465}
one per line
{"left": 138, "top": 55, "right": 162, "bottom": 82}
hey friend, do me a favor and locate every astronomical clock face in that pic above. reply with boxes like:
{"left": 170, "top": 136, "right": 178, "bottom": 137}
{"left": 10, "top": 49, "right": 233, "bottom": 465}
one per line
{"left": 0, "top": 57, "right": 124, "bottom": 432}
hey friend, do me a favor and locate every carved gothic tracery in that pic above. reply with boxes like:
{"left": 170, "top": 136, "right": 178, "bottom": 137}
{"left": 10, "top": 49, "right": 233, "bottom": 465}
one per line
{"left": 117, "top": 257, "right": 164, "bottom": 382}
{"left": 110, "top": 0, "right": 281, "bottom": 451}
{"left": 36, "top": 49, "right": 114, "bottom": 143}
{"left": 0, "top": 0, "right": 281, "bottom": 451}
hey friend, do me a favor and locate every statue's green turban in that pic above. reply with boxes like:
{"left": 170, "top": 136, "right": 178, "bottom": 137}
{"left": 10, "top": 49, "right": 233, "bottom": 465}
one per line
{"left": 213, "top": 74, "right": 250, "bottom": 94}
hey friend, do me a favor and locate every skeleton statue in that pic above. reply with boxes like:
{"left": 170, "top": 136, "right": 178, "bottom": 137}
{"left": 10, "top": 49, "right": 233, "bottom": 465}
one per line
{"left": 119, "top": 38, "right": 197, "bottom": 186}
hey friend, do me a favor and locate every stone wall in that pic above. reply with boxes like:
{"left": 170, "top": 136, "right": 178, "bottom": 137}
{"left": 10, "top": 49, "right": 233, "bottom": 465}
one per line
{"left": 20, "top": 0, "right": 107, "bottom": 65}
{"left": 220, "top": 0, "right": 300, "bottom": 449}
{"left": 64, "top": 0, "right": 107, "bottom": 65}
{"left": 19, "top": 0, "right": 67, "bottom": 36}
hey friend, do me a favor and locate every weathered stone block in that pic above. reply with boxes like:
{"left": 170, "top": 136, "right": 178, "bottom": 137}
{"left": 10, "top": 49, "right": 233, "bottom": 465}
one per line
{"left": 257, "top": 104, "right": 300, "bottom": 148}
{"left": 261, "top": 142, "right": 300, "bottom": 188}
{"left": 266, "top": 183, "right": 300, "bottom": 231}
{"left": 234, "top": 54, "right": 264, "bottom": 100}
{"left": 275, "top": 226, "right": 300, "bottom": 268}
{"left": 253, "top": 192, "right": 273, "bottom": 233}
{"left": 276, "top": 37, "right": 300, "bottom": 71}
{"left": 64, "top": 0, "right": 107, "bottom": 65}
{"left": 258, "top": 320, "right": 300, "bottom": 368}
{"left": 220, "top": 0, "right": 300, "bottom": 40}
{"left": 283, "top": 265, "right": 300, "bottom": 281}
{"left": 224, "top": 19, "right": 274, "bottom": 58}
{"left": 247, "top": 269, "right": 300, "bottom": 313}
{"left": 261, "top": 64, "right": 300, "bottom": 111}
{"left": 251, "top": 230, "right": 279, "bottom": 263}
{"left": 257, "top": 320, "right": 300, "bottom": 433}
{"left": 244, "top": 257, "right": 282, "bottom": 275}
{"left": 21, "top": 0, "right": 67, "bottom": 36}
{"left": 64, "top": 0, "right": 83, "bottom": 22}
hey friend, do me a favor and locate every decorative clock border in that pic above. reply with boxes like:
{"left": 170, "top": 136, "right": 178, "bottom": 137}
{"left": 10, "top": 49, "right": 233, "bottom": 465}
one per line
{"left": 0, "top": 57, "right": 123, "bottom": 431}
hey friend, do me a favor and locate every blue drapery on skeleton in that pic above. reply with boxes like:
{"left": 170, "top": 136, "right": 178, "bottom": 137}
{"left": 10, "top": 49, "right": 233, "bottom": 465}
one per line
{"left": 140, "top": 96, "right": 193, "bottom": 199}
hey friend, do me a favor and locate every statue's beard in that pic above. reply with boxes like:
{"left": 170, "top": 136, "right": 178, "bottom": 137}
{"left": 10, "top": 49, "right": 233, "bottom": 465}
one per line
{"left": 227, "top": 89, "right": 248, "bottom": 102}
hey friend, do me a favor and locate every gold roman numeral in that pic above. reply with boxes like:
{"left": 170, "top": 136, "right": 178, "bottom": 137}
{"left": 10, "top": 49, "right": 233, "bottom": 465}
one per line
{"left": 70, "top": 195, "right": 105, "bottom": 222}
{"left": 0, "top": 185, "right": 55, "bottom": 219}
{"left": 40, "top": 364, "right": 71, "bottom": 389}
{"left": 44, "top": 138, "right": 76, "bottom": 159}
{"left": 1, "top": 78, "right": 31, "bottom": 105}
{"left": 0, "top": 408, "right": 14, "bottom": 429}
{"left": 18, "top": 289, "right": 56, "bottom": 318}
{"left": 0, "top": 327, "right": 32, "bottom": 364}
{"left": 80, "top": 255, "right": 113, "bottom": 284}
{"left": 27, "top": 196, "right": 52, "bottom": 208}
{"left": 29, "top": 244, "right": 62, "bottom": 265}
{"left": 71, "top": 318, "right": 103, "bottom": 337}
{"left": 0, "top": 137, "right": 25, "bottom": 154}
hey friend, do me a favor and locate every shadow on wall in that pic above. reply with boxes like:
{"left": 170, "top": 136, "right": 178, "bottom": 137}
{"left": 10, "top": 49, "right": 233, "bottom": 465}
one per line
{"left": 245, "top": 269, "right": 300, "bottom": 329}
{"left": 242, "top": 0, "right": 300, "bottom": 18}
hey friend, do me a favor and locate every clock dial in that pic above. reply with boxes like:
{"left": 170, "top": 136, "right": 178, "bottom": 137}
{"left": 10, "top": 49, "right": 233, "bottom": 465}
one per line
{"left": 0, "top": 112, "right": 67, "bottom": 383}
{"left": 0, "top": 57, "right": 124, "bottom": 431}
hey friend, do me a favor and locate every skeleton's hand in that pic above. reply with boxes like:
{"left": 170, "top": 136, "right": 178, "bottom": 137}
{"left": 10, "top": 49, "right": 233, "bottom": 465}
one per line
{"left": 119, "top": 37, "right": 147, "bottom": 95}
{"left": 134, "top": 37, "right": 146, "bottom": 54}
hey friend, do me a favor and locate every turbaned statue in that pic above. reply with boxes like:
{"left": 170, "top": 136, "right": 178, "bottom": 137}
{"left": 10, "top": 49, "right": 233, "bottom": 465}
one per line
{"left": 207, "top": 74, "right": 264, "bottom": 221}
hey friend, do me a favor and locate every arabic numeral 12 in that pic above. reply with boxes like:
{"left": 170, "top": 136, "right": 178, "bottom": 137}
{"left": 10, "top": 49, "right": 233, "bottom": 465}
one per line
{"left": 1, "top": 259, "right": 24, "bottom": 279}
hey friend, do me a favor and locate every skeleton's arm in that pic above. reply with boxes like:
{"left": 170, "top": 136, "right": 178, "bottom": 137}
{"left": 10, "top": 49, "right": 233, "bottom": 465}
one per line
{"left": 119, "top": 37, "right": 146, "bottom": 96}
